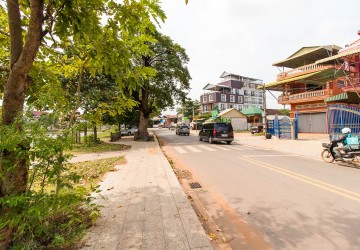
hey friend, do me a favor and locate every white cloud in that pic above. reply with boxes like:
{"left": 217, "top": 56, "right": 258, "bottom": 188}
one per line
{"left": 159, "top": 0, "right": 360, "bottom": 108}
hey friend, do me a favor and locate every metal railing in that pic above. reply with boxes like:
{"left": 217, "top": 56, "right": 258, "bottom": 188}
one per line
{"left": 279, "top": 89, "right": 331, "bottom": 102}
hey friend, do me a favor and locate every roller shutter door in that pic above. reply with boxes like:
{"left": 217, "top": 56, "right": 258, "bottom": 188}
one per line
{"left": 297, "top": 113, "right": 326, "bottom": 133}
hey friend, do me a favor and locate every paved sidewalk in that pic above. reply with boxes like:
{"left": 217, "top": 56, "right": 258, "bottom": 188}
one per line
{"left": 80, "top": 132, "right": 212, "bottom": 249}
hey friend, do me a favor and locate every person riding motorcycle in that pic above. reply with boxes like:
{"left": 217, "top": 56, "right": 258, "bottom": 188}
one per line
{"left": 332, "top": 127, "right": 351, "bottom": 161}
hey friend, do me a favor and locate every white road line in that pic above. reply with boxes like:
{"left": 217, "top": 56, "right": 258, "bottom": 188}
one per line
{"left": 174, "top": 146, "right": 187, "bottom": 154}
{"left": 198, "top": 145, "right": 217, "bottom": 151}
{"left": 209, "top": 145, "right": 231, "bottom": 151}
{"left": 230, "top": 145, "right": 245, "bottom": 150}
{"left": 245, "top": 154, "right": 295, "bottom": 157}
{"left": 185, "top": 146, "right": 201, "bottom": 153}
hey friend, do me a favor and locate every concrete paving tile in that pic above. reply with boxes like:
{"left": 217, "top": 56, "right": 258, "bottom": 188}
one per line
{"left": 117, "top": 233, "right": 142, "bottom": 249}
{"left": 178, "top": 208, "right": 211, "bottom": 248}
{"left": 166, "top": 240, "right": 190, "bottom": 250}
{"left": 144, "top": 211, "right": 163, "bottom": 232}
{"left": 121, "top": 220, "right": 143, "bottom": 235}
{"left": 143, "top": 231, "right": 166, "bottom": 250}
{"left": 93, "top": 234, "right": 120, "bottom": 249}
{"left": 163, "top": 217, "right": 188, "bottom": 245}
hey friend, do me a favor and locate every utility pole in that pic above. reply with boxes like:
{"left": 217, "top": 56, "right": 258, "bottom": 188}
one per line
{"left": 263, "top": 83, "right": 268, "bottom": 138}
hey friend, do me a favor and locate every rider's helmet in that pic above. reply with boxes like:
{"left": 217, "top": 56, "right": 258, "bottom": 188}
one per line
{"left": 341, "top": 127, "right": 351, "bottom": 134}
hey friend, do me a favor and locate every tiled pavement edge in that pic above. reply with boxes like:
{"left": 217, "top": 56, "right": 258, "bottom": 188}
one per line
{"left": 80, "top": 131, "right": 212, "bottom": 250}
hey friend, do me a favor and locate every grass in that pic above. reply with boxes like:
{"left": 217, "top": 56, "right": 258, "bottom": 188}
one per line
{"left": 71, "top": 157, "right": 126, "bottom": 190}
{"left": 70, "top": 142, "right": 131, "bottom": 154}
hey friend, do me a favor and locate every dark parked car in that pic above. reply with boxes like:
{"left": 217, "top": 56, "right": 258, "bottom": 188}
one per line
{"left": 198, "top": 122, "right": 233, "bottom": 144}
{"left": 251, "top": 125, "right": 263, "bottom": 134}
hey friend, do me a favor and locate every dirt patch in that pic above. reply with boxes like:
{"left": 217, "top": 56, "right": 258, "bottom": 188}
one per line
{"left": 148, "top": 147, "right": 157, "bottom": 154}
{"left": 114, "top": 157, "right": 127, "bottom": 165}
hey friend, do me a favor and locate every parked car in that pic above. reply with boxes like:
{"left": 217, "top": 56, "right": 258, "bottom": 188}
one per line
{"left": 121, "top": 127, "right": 138, "bottom": 136}
{"left": 176, "top": 124, "right": 190, "bottom": 136}
{"left": 251, "top": 125, "right": 263, "bottom": 134}
{"left": 198, "top": 122, "right": 233, "bottom": 144}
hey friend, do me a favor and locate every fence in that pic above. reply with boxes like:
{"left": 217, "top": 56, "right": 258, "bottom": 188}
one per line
{"left": 268, "top": 116, "right": 296, "bottom": 139}
{"left": 327, "top": 104, "right": 360, "bottom": 140}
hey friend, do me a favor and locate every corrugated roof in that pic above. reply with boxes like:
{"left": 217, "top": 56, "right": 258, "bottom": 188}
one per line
{"left": 242, "top": 106, "right": 263, "bottom": 115}
{"left": 263, "top": 68, "right": 345, "bottom": 91}
{"left": 324, "top": 92, "right": 360, "bottom": 103}
{"left": 316, "top": 47, "right": 360, "bottom": 64}
{"left": 272, "top": 45, "right": 341, "bottom": 68}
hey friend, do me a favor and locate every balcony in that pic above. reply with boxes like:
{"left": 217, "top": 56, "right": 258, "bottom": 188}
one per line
{"left": 276, "top": 64, "right": 334, "bottom": 81}
{"left": 278, "top": 89, "right": 332, "bottom": 104}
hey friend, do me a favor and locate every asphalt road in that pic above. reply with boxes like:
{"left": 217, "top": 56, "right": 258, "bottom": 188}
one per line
{"left": 155, "top": 128, "right": 360, "bottom": 250}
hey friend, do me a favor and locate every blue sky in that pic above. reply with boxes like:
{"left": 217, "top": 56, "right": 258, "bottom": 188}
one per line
{"left": 159, "top": 0, "right": 360, "bottom": 109}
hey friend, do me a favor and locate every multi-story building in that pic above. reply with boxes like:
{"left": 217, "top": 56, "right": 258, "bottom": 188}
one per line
{"left": 200, "top": 71, "right": 264, "bottom": 113}
{"left": 264, "top": 35, "right": 360, "bottom": 133}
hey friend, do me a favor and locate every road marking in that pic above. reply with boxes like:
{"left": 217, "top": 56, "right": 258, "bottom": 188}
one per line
{"left": 210, "top": 145, "right": 231, "bottom": 151}
{"left": 239, "top": 156, "right": 360, "bottom": 202}
{"left": 198, "top": 145, "right": 217, "bottom": 151}
{"left": 174, "top": 146, "right": 187, "bottom": 154}
{"left": 185, "top": 146, "right": 201, "bottom": 153}
{"left": 245, "top": 154, "right": 295, "bottom": 157}
{"left": 231, "top": 145, "right": 245, "bottom": 150}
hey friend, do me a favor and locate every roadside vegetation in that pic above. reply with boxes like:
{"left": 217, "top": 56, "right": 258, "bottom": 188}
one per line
{"left": 1, "top": 0, "right": 190, "bottom": 248}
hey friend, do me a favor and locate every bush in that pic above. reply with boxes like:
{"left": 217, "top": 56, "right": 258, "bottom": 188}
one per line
{"left": 0, "top": 191, "right": 96, "bottom": 249}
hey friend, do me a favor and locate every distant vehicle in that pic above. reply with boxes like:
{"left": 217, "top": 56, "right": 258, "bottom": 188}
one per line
{"left": 176, "top": 124, "right": 190, "bottom": 136}
{"left": 251, "top": 125, "right": 263, "bottom": 134}
{"left": 198, "top": 122, "right": 233, "bottom": 144}
{"left": 168, "top": 124, "right": 176, "bottom": 130}
{"left": 121, "top": 127, "right": 138, "bottom": 136}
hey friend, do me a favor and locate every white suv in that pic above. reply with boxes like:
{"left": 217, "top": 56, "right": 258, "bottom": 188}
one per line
{"left": 121, "top": 127, "right": 138, "bottom": 136}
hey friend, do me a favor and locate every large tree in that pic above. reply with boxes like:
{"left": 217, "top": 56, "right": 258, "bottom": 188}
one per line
{"left": 133, "top": 31, "right": 191, "bottom": 139}
{"left": 0, "top": 0, "right": 165, "bottom": 246}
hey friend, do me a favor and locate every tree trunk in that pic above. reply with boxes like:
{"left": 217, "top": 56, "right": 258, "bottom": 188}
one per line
{"left": 1, "top": 1, "right": 44, "bottom": 247}
{"left": 93, "top": 126, "right": 98, "bottom": 143}
{"left": 84, "top": 126, "right": 88, "bottom": 144}
{"left": 137, "top": 111, "right": 150, "bottom": 139}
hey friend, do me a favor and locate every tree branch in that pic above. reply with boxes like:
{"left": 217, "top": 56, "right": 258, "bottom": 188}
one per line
{"left": 0, "top": 29, "right": 10, "bottom": 37}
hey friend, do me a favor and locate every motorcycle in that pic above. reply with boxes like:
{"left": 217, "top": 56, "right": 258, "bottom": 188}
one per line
{"left": 321, "top": 141, "right": 360, "bottom": 166}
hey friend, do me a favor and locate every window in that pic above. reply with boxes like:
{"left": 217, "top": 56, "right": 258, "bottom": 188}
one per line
{"left": 202, "top": 104, "right": 207, "bottom": 112}
{"left": 244, "top": 96, "right": 249, "bottom": 103}
{"left": 220, "top": 103, "right": 225, "bottom": 110}
{"left": 229, "top": 104, "right": 234, "bottom": 108}
{"left": 251, "top": 91, "right": 255, "bottom": 96}
{"left": 230, "top": 95, "right": 235, "bottom": 102}
{"left": 238, "top": 96, "right": 243, "bottom": 103}
{"left": 238, "top": 105, "right": 243, "bottom": 111}
{"left": 208, "top": 94, "right": 213, "bottom": 101}
{"left": 221, "top": 94, "right": 226, "bottom": 102}
{"left": 244, "top": 90, "right": 248, "bottom": 96}
{"left": 250, "top": 84, "right": 255, "bottom": 89}
{"left": 203, "top": 96, "right": 207, "bottom": 103}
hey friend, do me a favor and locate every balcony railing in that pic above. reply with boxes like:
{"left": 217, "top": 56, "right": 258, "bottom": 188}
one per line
{"left": 278, "top": 89, "right": 332, "bottom": 103}
{"left": 277, "top": 64, "right": 333, "bottom": 80}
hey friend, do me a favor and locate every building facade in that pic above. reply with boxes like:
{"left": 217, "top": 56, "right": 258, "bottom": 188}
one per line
{"left": 264, "top": 33, "right": 360, "bottom": 133}
{"left": 200, "top": 72, "right": 264, "bottom": 113}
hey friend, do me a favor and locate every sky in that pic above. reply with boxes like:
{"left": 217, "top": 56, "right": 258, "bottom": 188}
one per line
{"left": 159, "top": 0, "right": 360, "bottom": 110}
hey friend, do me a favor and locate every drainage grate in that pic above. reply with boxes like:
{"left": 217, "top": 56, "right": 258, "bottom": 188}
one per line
{"left": 189, "top": 182, "right": 202, "bottom": 189}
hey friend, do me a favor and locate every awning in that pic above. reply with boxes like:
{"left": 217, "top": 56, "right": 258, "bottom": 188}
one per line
{"left": 324, "top": 92, "right": 360, "bottom": 103}
{"left": 316, "top": 47, "right": 360, "bottom": 64}
{"left": 242, "top": 106, "right": 263, "bottom": 116}
{"left": 262, "top": 68, "right": 345, "bottom": 91}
